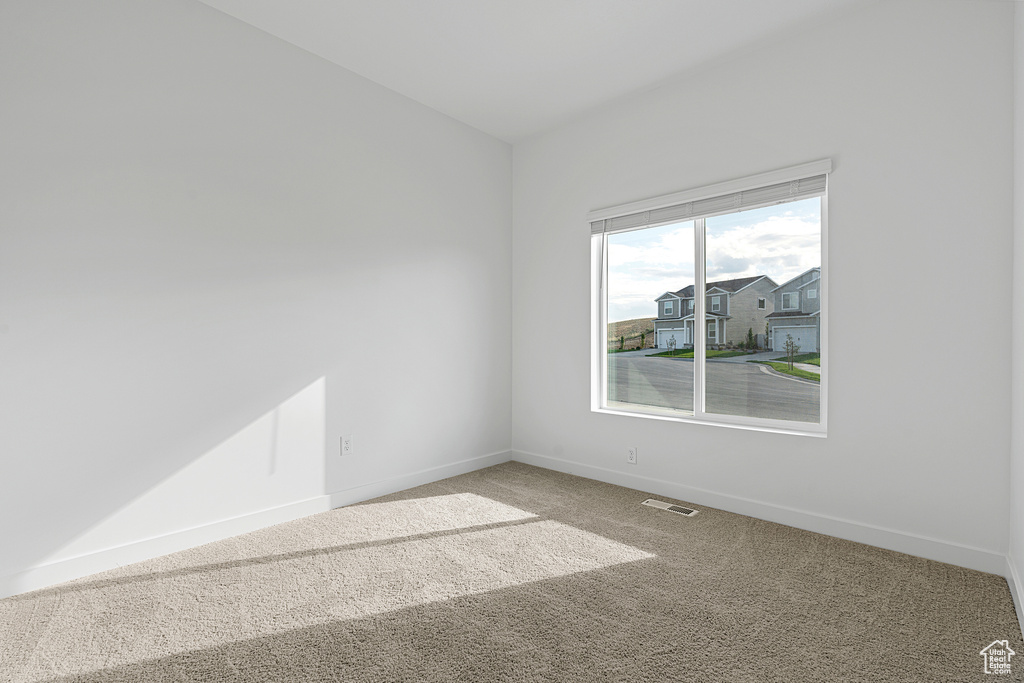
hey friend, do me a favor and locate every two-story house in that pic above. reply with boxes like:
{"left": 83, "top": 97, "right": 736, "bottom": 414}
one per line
{"left": 766, "top": 267, "right": 820, "bottom": 352}
{"left": 653, "top": 275, "right": 778, "bottom": 349}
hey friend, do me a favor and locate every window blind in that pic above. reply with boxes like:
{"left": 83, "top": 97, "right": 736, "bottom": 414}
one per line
{"left": 589, "top": 160, "right": 830, "bottom": 236}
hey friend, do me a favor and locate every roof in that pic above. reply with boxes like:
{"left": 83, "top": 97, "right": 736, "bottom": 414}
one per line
{"left": 771, "top": 267, "right": 821, "bottom": 292}
{"left": 674, "top": 275, "right": 768, "bottom": 298}
{"left": 797, "top": 277, "right": 821, "bottom": 290}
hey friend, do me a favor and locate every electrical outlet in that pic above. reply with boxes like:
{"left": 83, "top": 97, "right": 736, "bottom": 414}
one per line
{"left": 627, "top": 447, "right": 637, "bottom": 464}
{"left": 341, "top": 435, "right": 353, "bottom": 456}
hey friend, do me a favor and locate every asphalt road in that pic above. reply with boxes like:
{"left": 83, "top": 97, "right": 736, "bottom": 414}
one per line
{"left": 607, "top": 354, "right": 819, "bottom": 423}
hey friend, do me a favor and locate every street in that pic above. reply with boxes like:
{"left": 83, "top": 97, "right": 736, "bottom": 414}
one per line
{"left": 607, "top": 352, "right": 819, "bottom": 423}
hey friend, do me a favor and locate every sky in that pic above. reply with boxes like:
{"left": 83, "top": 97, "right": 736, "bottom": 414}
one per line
{"left": 606, "top": 197, "right": 821, "bottom": 322}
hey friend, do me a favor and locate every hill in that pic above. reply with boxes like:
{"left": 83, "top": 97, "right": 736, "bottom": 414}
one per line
{"left": 608, "top": 317, "right": 656, "bottom": 349}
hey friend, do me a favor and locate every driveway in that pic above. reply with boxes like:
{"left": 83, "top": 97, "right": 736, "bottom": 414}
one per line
{"left": 607, "top": 352, "right": 819, "bottom": 423}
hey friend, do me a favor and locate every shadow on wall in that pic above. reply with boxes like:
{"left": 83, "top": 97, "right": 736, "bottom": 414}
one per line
{"left": 3, "top": 377, "right": 328, "bottom": 596}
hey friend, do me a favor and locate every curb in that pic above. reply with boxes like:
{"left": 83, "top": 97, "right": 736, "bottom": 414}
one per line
{"left": 752, "top": 362, "right": 820, "bottom": 386}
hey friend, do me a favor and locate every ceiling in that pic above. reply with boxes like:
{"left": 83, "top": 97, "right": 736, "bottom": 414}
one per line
{"left": 197, "top": 0, "right": 870, "bottom": 143}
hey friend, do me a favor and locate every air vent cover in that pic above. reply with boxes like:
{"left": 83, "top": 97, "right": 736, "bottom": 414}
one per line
{"left": 641, "top": 498, "right": 698, "bottom": 517}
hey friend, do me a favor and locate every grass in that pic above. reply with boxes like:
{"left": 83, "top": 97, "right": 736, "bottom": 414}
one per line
{"left": 647, "top": 349, "right": 750, "bottom": 359}
{"left": 608, "top": 348, "right": 649, "bottom": 353}
{"left": 770, "top": 352, "right": 820, "bottom": 366}
{"left": 750, "top": 360, "right": 820, "bottom": 382}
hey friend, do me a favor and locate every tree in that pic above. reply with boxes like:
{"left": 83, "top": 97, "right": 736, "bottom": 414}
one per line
{"left": 746, "top": 327, "right": 755, "bottom": 350}
{"left": 619, "top": 335, "right": 625, "bottom": 351}
{"left": 640, "top": 331, "right": 646, "bottom": 349}
{"left": 784, "top": 333, "right": 800, "bottom": 370}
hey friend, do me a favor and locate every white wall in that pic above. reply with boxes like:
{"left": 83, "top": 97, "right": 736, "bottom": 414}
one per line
{"left": 512, "top": 0, "right": 1014, "bottom": 572}
{"left": 1009, "top": 0, "right": 1024, "bottom": 619}
{"left": 0, "top": 0, "right": 512, "bottom": 595}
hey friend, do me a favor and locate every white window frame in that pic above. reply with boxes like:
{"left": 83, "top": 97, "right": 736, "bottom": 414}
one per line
{"left": 589, "top": 159, "right": 829, "bottom": 437}
{"left": 807, "top": 288, "right": 817, "bottom": 299}
{"left": 758, "top": 297, "right": 767, "bottom": 310}
{"left": 664, "top": 301, "right": 673, "bottom": 315}
{"left": 781, "top": 292, "right": 799, "bottom": 310}
{"left": 711, "top": 295, "right": 721, "bottom": 312}
{"left": 707, "top": 320, "right": 717, "bottom": 338}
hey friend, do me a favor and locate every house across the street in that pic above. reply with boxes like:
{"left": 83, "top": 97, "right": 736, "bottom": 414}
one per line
{"left": 653, "top": 275, "right": 777, "bottom": 349}
{"left": 766, "top": 267, "right": 821, "bottom": 352}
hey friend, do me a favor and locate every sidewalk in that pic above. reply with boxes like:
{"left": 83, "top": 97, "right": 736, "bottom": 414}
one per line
{"left": 708, "top": 350, "right": 820, "bottom": 374}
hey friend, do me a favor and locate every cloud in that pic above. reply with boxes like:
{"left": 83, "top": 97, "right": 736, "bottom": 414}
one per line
{"left": 633, "top": 266, "right": 693, "bottom": 279}
{"left": 705, "top": 213, "right": 820, "bottom": 284}
{"left": 706, "top": 254, "right": 751, "bottom": 277}
{"left": 607, "top": 224, "right": 694, "bottom": 270}
{"left": 605, "top": 201, "right": 821, "bottom": 322}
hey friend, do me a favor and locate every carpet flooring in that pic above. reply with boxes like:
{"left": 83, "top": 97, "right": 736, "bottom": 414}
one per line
{"left": 0, "top": 461, "right": 1020, "bottom": 682}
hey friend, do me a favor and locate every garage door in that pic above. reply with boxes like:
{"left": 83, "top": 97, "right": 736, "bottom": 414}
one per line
{"left": 773, "top": 326, "right": 817, "bottom": 353}
{"left": 657, "top": 329, "right": 686, "bottom": 349}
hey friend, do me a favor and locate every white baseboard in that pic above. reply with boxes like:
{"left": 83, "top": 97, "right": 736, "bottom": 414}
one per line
{"left": 511, "top": 449, "right": 1008, "bottom": 576}
{"left": 6, "top": 448, "right": 1006, "bottom": 608}
{"left": 0, "top": 449, "right": 513, "bottom": 600}
{"left": 328, "top": 450, "right": 513, "bottom": 508}
{"left": 1006, "top": 555, "right": 1024, "bottom": 640}
{"left": 0, "top": 495, "right": 333, "bottom": 600}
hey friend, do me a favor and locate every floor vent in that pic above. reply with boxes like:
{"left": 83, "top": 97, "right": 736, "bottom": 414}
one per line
{"left": 642, "top": 498, "right": 698, "bottom": 517}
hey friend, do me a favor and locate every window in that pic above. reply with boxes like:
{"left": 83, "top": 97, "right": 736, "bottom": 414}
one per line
{"left": 592, "top": 160, "right": 828, "bottom": 433}
{"left": 807, "top": 288, "right": 817, "bottom": 299}
{"left": 664, "top": 301, "right": 673, "bottom": 315}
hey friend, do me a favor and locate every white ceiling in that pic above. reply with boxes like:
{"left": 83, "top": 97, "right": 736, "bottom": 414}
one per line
{"left": 197, "top": 0, "right": 869, "bottom": 142}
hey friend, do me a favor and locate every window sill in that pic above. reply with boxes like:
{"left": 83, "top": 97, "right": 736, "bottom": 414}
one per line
{"left": 595, "top": 403, "right": 826, "bottom": 438}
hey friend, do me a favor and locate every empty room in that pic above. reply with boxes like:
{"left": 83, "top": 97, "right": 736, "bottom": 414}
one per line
{"left": 3, "top": 0, "right": 1024, "bottom": 680}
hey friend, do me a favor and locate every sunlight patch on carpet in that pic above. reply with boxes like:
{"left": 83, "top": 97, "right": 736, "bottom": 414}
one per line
{"left": 0, "top": 496, "right": 653, "bottom": 682}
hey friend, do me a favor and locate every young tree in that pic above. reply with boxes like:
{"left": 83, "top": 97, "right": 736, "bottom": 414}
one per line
{"left": 784, "top": 333, "right": 800, "bottom": 370}
{"left": 746, "top": 327, "right": 755, "bottom": 350}
{"left": 619, "top": 335, "right": 625, "bottom": 351}
{"left": 640, "top": 331, "right": 646, "bottom": 349}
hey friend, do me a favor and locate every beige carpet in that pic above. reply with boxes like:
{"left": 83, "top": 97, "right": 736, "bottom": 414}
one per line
{"left": 0, "top": 461, "right": 1020, "bottom": 682}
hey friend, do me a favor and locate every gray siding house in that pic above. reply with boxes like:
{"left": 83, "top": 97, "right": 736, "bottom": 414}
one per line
{"left": 653, "top": 275, "right": 777, "bottom": 349}
{"left": 766, "top": 267, "right": 821, "bottom": 352}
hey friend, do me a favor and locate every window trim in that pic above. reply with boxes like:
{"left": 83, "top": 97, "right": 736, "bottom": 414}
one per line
{"left": 664, "top": 301, "right": 673, "bottom": 315}
{"left": 711, "top": 295, "right": 721, "bottom": 312}
{"left": 590, "top": 160, "right": 829, "bottom": 437}
{"left": 807, "top": 288, "right": 817, "bottom": 299}
{"left": 781, "top": 292, "right": 799, "bottom": 310}
{"left": 757, "top": 297, "right": 767, "bottom": 310}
